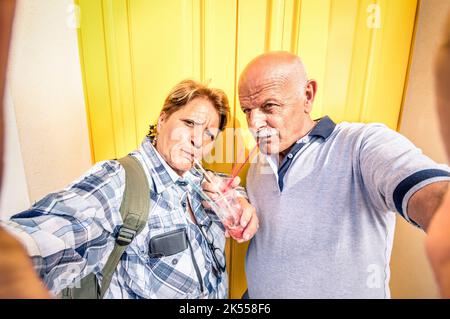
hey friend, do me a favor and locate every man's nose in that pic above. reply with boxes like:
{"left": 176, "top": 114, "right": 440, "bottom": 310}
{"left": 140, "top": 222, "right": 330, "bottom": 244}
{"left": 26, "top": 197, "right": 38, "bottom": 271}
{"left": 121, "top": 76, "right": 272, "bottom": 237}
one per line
{"left": 248, "top": 109, "right": 266, "bottom": 130}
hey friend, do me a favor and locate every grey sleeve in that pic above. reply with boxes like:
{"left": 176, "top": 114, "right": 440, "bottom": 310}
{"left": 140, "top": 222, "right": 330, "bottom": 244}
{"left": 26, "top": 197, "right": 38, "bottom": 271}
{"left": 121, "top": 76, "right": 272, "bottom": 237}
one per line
{"left": 358, "top": 124, "right": 450, "bottom": 226}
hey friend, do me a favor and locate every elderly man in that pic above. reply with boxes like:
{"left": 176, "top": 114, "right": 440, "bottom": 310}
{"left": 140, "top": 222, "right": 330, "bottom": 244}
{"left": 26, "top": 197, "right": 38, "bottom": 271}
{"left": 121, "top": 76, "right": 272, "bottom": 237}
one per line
{"left": 426, "top": 12, "right": 450, "bottom": 298}
{"left": 238, "top": 51, "right": 450, "bottom": 298}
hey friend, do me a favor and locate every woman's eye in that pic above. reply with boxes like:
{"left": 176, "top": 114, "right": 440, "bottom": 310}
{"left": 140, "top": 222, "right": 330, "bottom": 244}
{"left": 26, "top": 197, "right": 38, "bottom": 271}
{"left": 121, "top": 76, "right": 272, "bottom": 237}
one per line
{"left": 204, "top": 131, "right": 215, "bottom": 142}
{"left": 184, "top": 120, "right": 194, "bottom": 127}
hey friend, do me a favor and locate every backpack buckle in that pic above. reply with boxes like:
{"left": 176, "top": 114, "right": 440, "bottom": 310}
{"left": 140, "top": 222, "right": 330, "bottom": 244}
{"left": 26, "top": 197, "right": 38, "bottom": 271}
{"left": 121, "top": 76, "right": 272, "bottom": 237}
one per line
{"left": 116, "top": 227, "right": 137, "bottom": 246}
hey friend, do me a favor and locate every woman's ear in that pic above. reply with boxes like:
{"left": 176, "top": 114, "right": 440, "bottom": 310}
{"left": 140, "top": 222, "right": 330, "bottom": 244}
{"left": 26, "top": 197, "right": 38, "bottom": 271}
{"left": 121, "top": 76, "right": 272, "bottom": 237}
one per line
{"left": 157, "top": 112, "right": 167, "bottom": 131}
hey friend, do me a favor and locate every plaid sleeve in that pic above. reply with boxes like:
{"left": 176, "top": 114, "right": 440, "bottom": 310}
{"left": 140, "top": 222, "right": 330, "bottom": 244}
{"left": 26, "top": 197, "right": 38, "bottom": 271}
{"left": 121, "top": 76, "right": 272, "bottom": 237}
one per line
{"left": 2, "top": 160, "right": 126, "bottom": 293}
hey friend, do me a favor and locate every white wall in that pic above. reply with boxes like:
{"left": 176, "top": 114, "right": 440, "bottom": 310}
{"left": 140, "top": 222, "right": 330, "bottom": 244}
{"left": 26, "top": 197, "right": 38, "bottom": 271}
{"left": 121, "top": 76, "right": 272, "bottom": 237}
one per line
{"left": 5, "top": 0, "right": 91, "bottom": 212}
{"left": 391, "top": 0, "right": 450, "bottom": 298}
{"left": 0, "top": 0, "right": 91, "bottom": 219}
{"left": 0, "top": 85, "right": 30, "bottom": 218}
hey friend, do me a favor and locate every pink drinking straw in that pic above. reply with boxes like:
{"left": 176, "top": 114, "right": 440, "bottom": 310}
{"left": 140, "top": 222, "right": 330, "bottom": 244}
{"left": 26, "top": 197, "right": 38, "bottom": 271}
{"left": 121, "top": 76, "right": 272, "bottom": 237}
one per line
{"left": 223, "top": 145, "right": 259, "bottom": 192}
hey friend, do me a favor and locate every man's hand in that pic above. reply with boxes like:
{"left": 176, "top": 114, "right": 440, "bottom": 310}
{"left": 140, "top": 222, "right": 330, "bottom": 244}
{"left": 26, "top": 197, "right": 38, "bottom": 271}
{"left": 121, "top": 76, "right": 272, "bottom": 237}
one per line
{"left": 0, "top": 227, "right": 50, "bottom": 298}
{"left": 429, "top": 10, "right": 450, "bottom": 299}
{"left": 234, "top": 196, "right": 259, "bottom": 243}
{"left": 426, "top": 186, "right": 450, "bottom": 298}
{"left": 435, "top": 11, "right": 450, "bottom": 158}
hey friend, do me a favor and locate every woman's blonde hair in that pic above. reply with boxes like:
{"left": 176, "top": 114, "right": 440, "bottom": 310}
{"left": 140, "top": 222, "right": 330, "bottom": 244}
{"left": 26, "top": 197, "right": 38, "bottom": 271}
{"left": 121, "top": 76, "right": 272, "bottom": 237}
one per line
{"left": 159, "top": 79, "right": 230, "bottom": 131}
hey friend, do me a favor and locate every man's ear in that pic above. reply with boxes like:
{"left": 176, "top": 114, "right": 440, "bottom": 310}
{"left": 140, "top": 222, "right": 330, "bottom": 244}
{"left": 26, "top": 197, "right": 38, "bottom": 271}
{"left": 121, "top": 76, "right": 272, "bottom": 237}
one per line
{"left": 304, "top": 80, "right": 318, "bottom": 114}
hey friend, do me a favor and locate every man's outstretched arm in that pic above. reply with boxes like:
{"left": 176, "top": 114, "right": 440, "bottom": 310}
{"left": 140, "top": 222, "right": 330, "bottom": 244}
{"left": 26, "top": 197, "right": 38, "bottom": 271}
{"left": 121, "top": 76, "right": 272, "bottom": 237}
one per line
{"left": 427, "top": 11, "right": 450, "bottom": 298}
{"left": 426, "top": 189, "right": 450, "bottom": 298}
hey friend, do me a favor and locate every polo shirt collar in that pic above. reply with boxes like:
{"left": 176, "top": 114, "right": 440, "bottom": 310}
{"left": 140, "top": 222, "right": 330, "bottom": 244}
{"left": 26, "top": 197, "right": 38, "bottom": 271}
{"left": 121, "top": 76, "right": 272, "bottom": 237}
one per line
{"left": 267, "top": 116, "right": 336, "bottom": 159}
{"left": 308, "top": 115, "right": 336, "bottom": 140}
{"left": 288, "top": 115, "right": 336, "bottom": 158}
{"left": 264, "top": 116, "right": 336, "bottom": 191}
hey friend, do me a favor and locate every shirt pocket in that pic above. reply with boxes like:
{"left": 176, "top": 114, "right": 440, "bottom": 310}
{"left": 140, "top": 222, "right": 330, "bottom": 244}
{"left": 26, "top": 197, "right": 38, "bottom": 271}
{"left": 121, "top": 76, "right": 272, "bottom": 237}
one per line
{"left": 145, "top": 228, "right": 202, "bottom": 298}
{"left": 148, "top": 193, "right": 185, "bottom": 228}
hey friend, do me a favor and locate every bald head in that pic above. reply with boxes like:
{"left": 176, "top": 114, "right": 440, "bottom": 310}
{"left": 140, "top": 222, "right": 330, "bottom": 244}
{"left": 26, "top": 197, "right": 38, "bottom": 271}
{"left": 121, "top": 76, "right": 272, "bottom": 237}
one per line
{"left": 237, "top": 51, "right": 317, "bottom": 155}
{"left": 239, "top": 51, "right": 308, "bottom": 96}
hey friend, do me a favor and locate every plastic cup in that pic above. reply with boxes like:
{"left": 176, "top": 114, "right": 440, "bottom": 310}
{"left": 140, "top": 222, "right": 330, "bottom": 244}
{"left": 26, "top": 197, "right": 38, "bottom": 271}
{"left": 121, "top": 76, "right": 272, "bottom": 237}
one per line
{"left": 213, "top": 190, "right": 244, "bottom": 239}
{"left": 213, "top": 172, "right": 235, "bottom": 193}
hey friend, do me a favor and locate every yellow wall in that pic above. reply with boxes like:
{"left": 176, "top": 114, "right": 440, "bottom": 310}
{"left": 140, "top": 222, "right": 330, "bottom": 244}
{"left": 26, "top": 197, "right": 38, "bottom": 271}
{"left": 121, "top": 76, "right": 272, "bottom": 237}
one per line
{"left": 76, "top": 0, "right": 418, "bottom": 298}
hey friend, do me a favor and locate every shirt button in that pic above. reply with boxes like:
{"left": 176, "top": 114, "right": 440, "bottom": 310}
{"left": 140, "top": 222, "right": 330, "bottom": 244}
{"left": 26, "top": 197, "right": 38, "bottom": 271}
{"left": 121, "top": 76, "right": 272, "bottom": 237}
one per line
{"left": 182, "top": 202, "right": 187, "bottom": 208}
{"left": 177, "top": 180, "right": 188, "bottom": 187}
{"left": 287, "top": 153, "right": 293, "bottom": 159}
{"left": 172, "top": 258, "right": 178, "bottom": 265}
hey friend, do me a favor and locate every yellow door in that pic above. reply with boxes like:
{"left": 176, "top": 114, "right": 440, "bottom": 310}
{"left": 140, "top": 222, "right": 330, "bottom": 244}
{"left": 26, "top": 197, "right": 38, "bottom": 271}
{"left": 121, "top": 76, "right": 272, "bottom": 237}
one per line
{"left": 76, "top": 0, "right": 418, "bottom": 298}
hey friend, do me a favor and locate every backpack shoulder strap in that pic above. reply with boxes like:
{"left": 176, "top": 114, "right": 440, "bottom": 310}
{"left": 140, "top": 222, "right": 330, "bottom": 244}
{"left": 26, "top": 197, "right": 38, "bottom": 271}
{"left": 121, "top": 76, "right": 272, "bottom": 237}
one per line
{"left": 99, "top": 155, "right": 150, "bottom": 298}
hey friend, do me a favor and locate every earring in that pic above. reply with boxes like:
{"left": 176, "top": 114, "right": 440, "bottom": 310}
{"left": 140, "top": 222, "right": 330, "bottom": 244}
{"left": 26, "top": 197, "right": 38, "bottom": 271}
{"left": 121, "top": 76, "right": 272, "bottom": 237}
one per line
{"left": 146, "top": 124, "right": 158, "bottom": 146}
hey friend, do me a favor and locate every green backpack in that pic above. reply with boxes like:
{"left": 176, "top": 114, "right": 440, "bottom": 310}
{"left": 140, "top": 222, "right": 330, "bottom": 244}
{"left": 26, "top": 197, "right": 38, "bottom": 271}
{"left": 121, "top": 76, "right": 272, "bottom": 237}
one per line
{"left": 60, "top": 155, "right": 150, "bottom": 299}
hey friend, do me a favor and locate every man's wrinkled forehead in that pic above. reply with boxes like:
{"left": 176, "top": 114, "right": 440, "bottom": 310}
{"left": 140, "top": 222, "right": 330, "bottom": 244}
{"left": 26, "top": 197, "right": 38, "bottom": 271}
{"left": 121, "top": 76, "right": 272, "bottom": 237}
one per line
{"left": 239, "top": 69, "right": 289, "bottom": 101}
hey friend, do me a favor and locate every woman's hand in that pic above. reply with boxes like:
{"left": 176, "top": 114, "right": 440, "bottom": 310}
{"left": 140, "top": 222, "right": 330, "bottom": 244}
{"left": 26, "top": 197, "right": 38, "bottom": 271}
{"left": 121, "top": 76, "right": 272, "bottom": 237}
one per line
{"left": 201, "top": 172, "right": 259, "bottom": 242}
{"left": 201, "top": 171, "right": 241, "bottom": 202}
{"left": 0, "top": 227, "right": 51, "bottom": 298}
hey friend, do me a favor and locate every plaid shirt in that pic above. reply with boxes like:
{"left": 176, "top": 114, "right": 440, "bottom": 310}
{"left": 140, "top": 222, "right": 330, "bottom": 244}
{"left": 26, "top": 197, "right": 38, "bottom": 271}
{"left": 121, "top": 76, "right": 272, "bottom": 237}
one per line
{"left": 3, "top": 138, "right": 228, "bottom": 299}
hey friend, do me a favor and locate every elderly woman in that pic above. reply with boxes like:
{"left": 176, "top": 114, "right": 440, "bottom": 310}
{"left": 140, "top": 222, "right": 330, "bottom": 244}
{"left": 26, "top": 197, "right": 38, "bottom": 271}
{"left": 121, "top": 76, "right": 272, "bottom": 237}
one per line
{"left": 0, "top": 79, "right": 258, "bottom": 299}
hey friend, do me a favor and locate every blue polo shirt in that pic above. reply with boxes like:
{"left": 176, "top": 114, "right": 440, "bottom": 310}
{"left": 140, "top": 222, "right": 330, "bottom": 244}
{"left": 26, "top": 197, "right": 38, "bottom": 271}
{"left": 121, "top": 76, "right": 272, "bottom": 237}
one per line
{"left": 245, "top": 116, "right": 450, "bottom": 298}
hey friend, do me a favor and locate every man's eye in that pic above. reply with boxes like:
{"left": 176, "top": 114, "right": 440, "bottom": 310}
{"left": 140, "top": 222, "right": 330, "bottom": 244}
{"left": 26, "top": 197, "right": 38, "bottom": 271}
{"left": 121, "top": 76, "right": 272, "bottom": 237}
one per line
{"left": 263, "top": 103, "right": 275, "bottom": 111}
{"left": 242, "top": 108, "right": 251, "bottom": 115}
